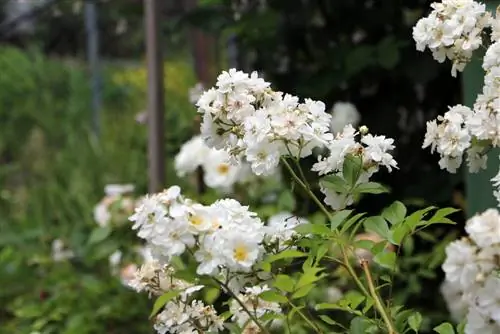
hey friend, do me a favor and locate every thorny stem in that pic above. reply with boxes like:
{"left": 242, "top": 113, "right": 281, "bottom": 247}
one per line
{"left": 360, "top": 260, "right": 397, "bottom": 334}
{"left": 281, "top": 157, "right": 370, "bottom": 297}
{"left": 212, "top": 277, "right": 270, "bottom": 334}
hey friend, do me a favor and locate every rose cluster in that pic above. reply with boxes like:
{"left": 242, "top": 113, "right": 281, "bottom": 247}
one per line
{"left": 419, "top": 3, "right": 500, "bottom": 205}
{"left": 197, "top": 69, "right": 397, "bottom": 210}
{"left": 130, "top": 186, "right": 307, "bottom": 279}
{"left": 128, "top": 186, "right": 310, "bottom": 332}
{"left": 196, "top": 69, "right": 334, "bottom": 176}
{"left": 174, "top": 135, "right": 275, "bottom": 192}
{"left": 413, "top": 0, "right": 491, "bottom": 76}
{"left": 128, "top": 260, "right": 224, "bottom": 333}
{"left": 441, "top": 209, "right": 500, "bottom": 334}
{"left": 313, "top": 125, "right": 398, "bottom": 209}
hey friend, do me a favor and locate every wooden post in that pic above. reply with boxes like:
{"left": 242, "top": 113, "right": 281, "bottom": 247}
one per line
{"left": 462, "top": 1, "right": 500, "bottom": 217}
{"left": 145, "top": 0, "right": 165, "bottom": 193}
{"left": 84, "top": 0, "right": 101, "bottom": 137}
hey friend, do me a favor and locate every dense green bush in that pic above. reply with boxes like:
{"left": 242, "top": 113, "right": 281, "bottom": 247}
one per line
{"left": 0, "top": 46, "right": 197, "bottom": 333}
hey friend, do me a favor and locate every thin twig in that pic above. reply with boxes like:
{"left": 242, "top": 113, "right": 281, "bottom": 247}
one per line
{"left": 212, "top": 277, "right": 270, "bottom": 334}
{"left": 360, "top": 260, "right": 397, "bottom": 334}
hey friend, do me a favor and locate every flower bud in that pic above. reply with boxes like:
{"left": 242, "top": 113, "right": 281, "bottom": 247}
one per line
{"left": 359, "top": 125, "right": 369, "bottom": 135}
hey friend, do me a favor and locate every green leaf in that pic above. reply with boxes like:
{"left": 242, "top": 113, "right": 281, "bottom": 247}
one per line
{"left": 265, "top": 250, "right": 306, "bottom": 264}
{"left": 295, "top": 223, "right": 331, "bottom": 236}
{"left": 343, "top": 154, "right": 363, "bottom": 186}
{"left": 354, "top": 239, "right": 375, "bottom": 251}
{"left": 377, "top": 36, "right": 400, "bottom": 69}
{"left": 409, "top": 312, "right": 423, "bottom": 332}
{"left": 278, "top": 190, "right": 296, "bottom": 211}
{"left": 291, "top": 283, "right": 315, "bottom": 299}
{"left": 456, "top": 320, "right": 466, "bottom": 334}
{"left": 260, "top": 290, "right": 288, "bottom": 303}
{"left": 315, "top": 243, "right": 330, "bottom": 263}
{"left": 330, "top": 209, "right": 353, "bottom": 230}
{"left": 274, "top": 274, "right": 295, "bottom": 293}
{"left": 363, "top": 216, "right": 389, "bottom": 240}
{"left": 362, "top": 297, "right": 374, "bottom": 313}
{"left": 150, "top": 290, "right": 181, "bottom": 318}
{"left": 320, "top": 175, "right": 349, "bottom": 193}
{"left": 204, "top": 287, "right": 220, "bottom": 304}
{"left": 260, "top": 261, "right": 271, "bottom": 272}
{"left": 382, "top": 201, "right": 407, "bottom": 225}
{"left": 433, "top": 322, "right": 455, "bottom": 334}
{"left": 319, "top": 314, "right": 340, "bottom": 326}
{"left": 296, "top": 266, "right": 324, "bottom": 290}
{"left": 395, "top": 309, "right": 414, "bottom": 332}
{"left": 373, "top": 252, "right": 397, "bottom": 270}
{"left": 354, "top": 182, "right": 389, "bottom": 194}
{"left": 389, "top": 223, "right": 410, "bottom": 246}
{"left": 340, "top": 212, "right": 366, "bottom": 234}
{"left": 345, "top": 46, "right": 375, "bottom": 77}
{"left": 87, "top": 226, "right": 112, "bottom": 245}
{"left": 315, "top": 303, "right": 339, "bottom": 311}
{"left": 404, "top": 206, "right": 436, "bottom": 229}
{"left": 427, "top": 208, "right": 460, "bottom": 224}
{"left": 350, "top": 316, "right": 373, "bottom": 334}
{"left": 343, "top": 291, "right": 366, "bottom": 309}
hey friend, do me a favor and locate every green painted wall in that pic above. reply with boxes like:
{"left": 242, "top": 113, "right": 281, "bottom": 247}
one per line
{"left": 462, "top": 1, "right": 500, "bottom": 217}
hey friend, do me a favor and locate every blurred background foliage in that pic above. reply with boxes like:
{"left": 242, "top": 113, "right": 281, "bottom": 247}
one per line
{"left": 0, "top": 0, "right": 465, "bottom": 333}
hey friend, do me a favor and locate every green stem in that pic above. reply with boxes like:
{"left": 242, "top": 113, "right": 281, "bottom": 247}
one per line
{"left": 281, "top": 158, "right": 330, "bottom": 219}
{"left": 288, "top": 301, "right": 323, "bottom": 333}
{"left": 360, "top": 260, "right": 397, "bottom": 334}
{"left": 281, "top": 157, "right": 370, "bottom": 298}
{"left": 212, "top": 277, "right": 270, "bottom": 334}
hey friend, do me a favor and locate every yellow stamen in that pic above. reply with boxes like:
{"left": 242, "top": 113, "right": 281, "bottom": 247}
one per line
{"left": 217, "top": 163, "right": 230, "bottom": 175}
{"left": 190, "top": 215, "right": 203, "bottom": 226}
{"left": 233, "top": 245, "right": 249, "bottom": 262}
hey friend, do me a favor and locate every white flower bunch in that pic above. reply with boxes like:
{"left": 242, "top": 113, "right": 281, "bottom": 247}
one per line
{"left": 313, "top": 125, "right": 398, "bottom": 209}
{"left": 129, "top": 186, "right": 299, "bottom": 332}
{"left": 128, "top": 259, "right": 202, "bottom": 297}
{"left": 420, "top": 8, "right": 500, "bottom": 205}
{"left": 196, "top": 69, "right": 397, "bottom": 210}
{"left": 93, "top": 184, "right": 137, "bottom": 227}
{"left": 230, "top": 285, "right": 281, "bottom": 328}
{"left": 196, "top": 69, "right": 334, "bottom": 175}
{"left": 154, "top": 299, "right": 224, "bottom": 334}
{"left": 174, "top": 135, "right": 267, "bottom": 192}
{"left": 413, "top": 0, "right": 491, "bottom": 76}
{"left": 422, "top": 104, "right": 477, "bottom": 173}
{"left": 130, "top": 186, "right": 305, "bottom": 277}
{"left": 264, "top": 211, "right": 308, "bottom": 248}
{"left": 441, "top": 209, "right": 500, "bottom": 333}
{"left": 127, "top": 259, "right": 223, "bottom": 333}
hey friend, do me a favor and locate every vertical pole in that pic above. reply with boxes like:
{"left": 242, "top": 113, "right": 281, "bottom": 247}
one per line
{"left": 462, "top": 1, "right": 500, "bottom": 217}
{"left": 84, "top": 0, "right": 101, "bottom": 137}
{"left": 145, "top": 0, "right": 165, "bottom": 193}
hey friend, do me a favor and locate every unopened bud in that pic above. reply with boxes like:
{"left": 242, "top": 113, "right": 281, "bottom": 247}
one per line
{"left": 475, "top": 272, "right": 486, "bottom": 283}
{"left": 359, "top": 125, "right": 369, "bottom": 135}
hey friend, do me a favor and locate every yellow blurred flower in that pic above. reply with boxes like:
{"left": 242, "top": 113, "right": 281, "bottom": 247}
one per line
{"left": 111, "top": 60, "right": 195, "bottom": 99}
